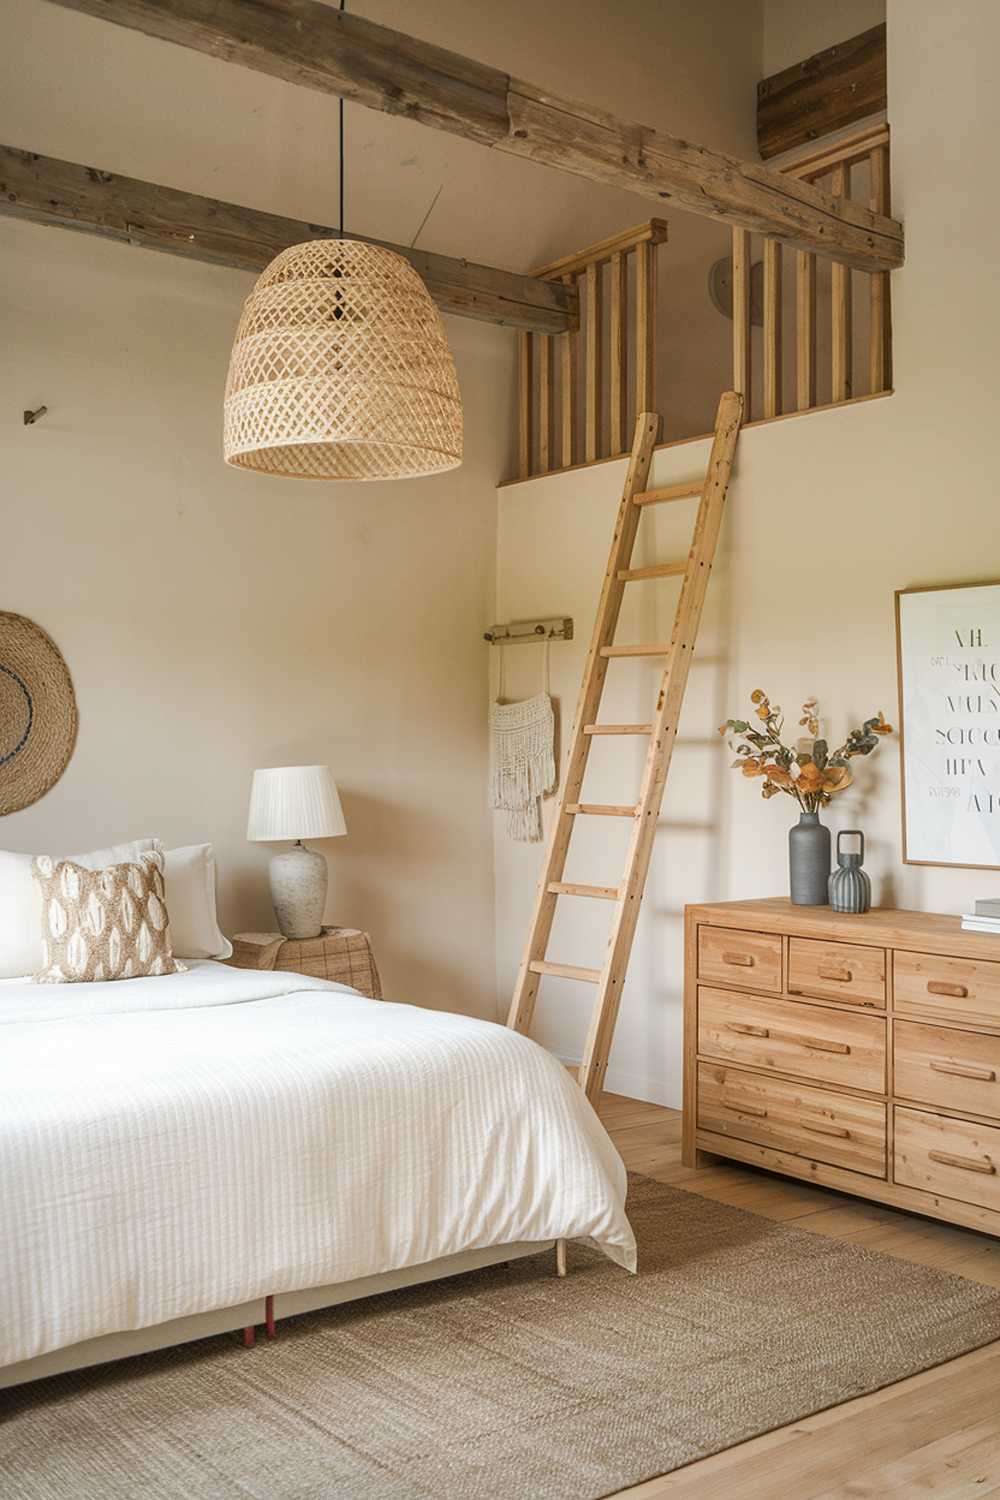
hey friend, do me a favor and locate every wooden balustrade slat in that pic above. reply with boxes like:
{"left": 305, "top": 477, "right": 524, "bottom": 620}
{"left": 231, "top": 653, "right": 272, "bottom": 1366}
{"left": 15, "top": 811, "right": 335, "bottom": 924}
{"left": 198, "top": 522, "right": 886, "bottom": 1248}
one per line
{"left": 831, "top": 163, "right": 853, "bottom": 402}
{"left": 763, "top": 238, "right": 782, "bottom": 419}
{"left": 869, "top": 145, "right": 893, "bottom": 393}
{"left": 560, "top": 273, "right": 578, "bottom": 467}
{"left": 585, "top": 259, "right": 603, "bottom": 462}
{"left": 796, "top": 250, "right": 817, "bottom": 410}
{"left": 635, "top": 240, "right": 655, "bottom": 417}
{"left": 731, "top": 227, "right": 752, "bottom": 404}
{"left": 538, "top": 334, "right": 553, "bottom": 473}
{"left": 518, "top": 331, "right": 533, "bottom": 479}
{"left": 609, "top": 250, "right": 628, "bottom": 454}
{"left": 531, "top": 218, "right": 668, "bottom": 280}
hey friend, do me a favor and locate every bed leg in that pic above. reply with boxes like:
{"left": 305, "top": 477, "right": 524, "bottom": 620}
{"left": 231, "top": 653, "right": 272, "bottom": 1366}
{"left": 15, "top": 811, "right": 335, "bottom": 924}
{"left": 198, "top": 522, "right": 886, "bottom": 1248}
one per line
{"left": 265, "top": 1295, "right": 276, "bottom": 1339}
{"left": 242, "top": 1325, "right": 256, "bottom": 1348}
{"left": 555, "top": 1239, "right": 567, "bottom": 1278}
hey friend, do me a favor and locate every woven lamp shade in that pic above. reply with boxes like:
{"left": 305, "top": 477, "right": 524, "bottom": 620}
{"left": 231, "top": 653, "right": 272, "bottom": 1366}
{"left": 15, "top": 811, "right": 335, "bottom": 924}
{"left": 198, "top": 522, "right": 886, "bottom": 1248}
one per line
{"left": 224, "top": 239, "right": 463, "bottom": 481}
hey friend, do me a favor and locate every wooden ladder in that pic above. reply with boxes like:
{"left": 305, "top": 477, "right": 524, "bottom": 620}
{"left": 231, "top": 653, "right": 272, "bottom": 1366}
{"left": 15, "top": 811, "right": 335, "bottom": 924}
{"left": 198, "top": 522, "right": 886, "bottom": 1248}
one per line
{"left": 507, "top": 391, "right": 744, "bottom": 1105}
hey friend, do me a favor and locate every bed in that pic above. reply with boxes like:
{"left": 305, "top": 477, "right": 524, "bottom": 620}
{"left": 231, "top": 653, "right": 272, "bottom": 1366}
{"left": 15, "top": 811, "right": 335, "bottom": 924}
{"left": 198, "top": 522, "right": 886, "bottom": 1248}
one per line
{"left": 1, "top": 962, "right": 635, "bottom": 1388}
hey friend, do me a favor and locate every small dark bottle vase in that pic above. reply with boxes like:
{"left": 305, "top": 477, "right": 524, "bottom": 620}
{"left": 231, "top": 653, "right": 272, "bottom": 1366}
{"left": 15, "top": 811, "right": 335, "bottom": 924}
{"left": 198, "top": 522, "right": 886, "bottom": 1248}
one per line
{"left": 788, "top": 809, "right": 831, "bottom": 905}
{"left": 828, "top": 829, "right": 872, "bottom": 913}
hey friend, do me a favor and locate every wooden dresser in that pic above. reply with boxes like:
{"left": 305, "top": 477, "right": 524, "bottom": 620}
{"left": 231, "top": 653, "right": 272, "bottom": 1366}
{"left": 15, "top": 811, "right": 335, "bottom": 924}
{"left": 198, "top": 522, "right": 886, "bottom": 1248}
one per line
{"left": 684, "top": 898, "right": 1000, "bottom": 1236}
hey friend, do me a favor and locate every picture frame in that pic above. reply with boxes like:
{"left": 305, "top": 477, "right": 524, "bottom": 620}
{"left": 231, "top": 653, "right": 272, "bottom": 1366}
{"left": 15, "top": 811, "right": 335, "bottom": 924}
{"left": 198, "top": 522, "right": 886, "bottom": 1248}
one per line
{"left": 895, "top": 580, "right": 1000, "bottom": 870}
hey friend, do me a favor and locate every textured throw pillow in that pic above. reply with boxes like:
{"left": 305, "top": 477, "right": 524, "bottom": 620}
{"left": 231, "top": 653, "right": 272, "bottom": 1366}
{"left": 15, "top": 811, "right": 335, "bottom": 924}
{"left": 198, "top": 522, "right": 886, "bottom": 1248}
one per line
{"left": 0, "top": 839, "right": 159, "bottom": 978}
{"left": 32, "top": 851, "right": 187, "bottom": 984}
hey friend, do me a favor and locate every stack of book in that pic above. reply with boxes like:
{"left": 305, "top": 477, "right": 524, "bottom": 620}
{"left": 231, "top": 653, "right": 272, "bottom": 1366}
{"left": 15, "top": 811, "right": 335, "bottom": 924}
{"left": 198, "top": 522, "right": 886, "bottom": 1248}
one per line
{"left": 962, "top": 898, "right": 1000, "bottom": 934}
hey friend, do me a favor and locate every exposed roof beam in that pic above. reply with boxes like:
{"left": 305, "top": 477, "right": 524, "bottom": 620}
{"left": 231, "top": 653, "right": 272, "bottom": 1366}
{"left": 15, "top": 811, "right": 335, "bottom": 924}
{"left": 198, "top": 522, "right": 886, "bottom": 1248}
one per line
{"left": 0, "top": 143, "right": 579, "bottom": 334}
{"left": 757, "top": 24, "right": 887, "bottom": 161}
{"left": 43, "top": 0, "right": 904, "bottom": 272}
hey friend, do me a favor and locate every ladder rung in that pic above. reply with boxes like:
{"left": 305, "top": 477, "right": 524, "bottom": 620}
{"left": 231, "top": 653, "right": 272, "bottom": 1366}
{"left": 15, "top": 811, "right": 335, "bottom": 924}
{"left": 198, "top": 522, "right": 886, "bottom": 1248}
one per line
{"left": 547, "top": 881, "right": 621, "bottom": 900}
{"left": 583, "top": 723, "right": 652, "bottom": 735}
{"left": 600, "top": 643, "right": 671, "bottom": 658}
{"left": 565, "top": 803, "right": 639, "bottom": 817}
{"left": 528, "top": 959, "right": 601, "bottom": 983}
{"left": 617, "top": 561, "right": 687, "bottom": 582}
{"left": 633, "top": 480, "right": 702, "bottom": 507}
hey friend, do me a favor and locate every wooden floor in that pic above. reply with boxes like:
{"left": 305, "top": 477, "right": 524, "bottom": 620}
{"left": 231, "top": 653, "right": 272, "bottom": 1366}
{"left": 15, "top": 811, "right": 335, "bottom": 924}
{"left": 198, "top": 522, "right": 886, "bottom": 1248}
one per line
{"left": 599, "top": 1092, "right": 1000, "bottom": 1499}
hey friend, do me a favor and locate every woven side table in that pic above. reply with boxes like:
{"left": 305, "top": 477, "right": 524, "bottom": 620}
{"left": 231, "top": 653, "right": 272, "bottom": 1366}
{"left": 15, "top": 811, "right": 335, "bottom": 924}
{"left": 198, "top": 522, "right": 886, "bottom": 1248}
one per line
{"left": 228, "top": 927, "right": 382, "bottom": 999}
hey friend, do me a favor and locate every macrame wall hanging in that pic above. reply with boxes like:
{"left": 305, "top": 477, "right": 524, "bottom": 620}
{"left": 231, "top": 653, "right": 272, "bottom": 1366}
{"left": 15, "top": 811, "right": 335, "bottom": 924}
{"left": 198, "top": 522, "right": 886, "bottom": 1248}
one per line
{"left": 489, "top": 642, "right": 556, "bottom": 842}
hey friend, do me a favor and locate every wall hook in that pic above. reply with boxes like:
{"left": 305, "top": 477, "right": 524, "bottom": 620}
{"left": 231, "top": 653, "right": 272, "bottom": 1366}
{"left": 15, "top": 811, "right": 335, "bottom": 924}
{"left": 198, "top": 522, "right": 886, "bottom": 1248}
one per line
{"left": 23, "top": 406, "right": 48, "bottom": 426}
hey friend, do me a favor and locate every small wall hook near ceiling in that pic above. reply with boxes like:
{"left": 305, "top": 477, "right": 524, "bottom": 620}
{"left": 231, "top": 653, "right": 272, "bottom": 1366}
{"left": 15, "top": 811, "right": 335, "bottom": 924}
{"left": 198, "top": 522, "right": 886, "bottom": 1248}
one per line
{"left": 23, "top": 405, "right": 48, "bottom": 426}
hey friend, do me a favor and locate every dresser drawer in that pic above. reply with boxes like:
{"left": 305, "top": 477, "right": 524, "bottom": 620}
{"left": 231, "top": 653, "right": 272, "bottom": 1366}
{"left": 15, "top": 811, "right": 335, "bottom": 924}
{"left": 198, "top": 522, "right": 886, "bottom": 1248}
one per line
{"left": 895, "top": 1106, "right": 1000, "bottom": 1212}
{"left": 698, "top": 1063, "right": 886, "bottom": 1177}
{"left": 787, "top": 937, "right": 885, "bottom": 1008}
{"left": 698, "top": 926, "right": 781, "bottom": 993}
{"left": 894, "top": 1020, "right": 1000, "bottom": 1120}
{"left": 894, "top": 950, "right": 1000, "bottom": 1029}
{"left": 697, "top": 986, "right": 886, "bottom": 1093}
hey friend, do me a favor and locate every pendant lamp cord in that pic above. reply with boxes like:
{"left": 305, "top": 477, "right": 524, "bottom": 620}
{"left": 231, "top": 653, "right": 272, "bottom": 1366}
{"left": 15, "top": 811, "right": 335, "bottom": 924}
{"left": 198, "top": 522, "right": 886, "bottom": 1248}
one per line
{"left": 338, "top": 0, "right": 346, "bottom": 239}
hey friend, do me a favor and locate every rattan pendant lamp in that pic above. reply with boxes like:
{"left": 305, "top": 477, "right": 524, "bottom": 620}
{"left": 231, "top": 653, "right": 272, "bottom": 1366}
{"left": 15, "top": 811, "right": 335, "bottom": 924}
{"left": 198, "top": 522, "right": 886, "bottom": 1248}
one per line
{"left": 223, "top": 26, "right": 462, "bottom": 482}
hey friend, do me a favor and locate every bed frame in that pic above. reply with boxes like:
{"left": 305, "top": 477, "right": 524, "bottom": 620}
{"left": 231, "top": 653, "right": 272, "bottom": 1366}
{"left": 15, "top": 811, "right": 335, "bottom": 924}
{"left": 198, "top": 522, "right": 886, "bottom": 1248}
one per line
{"left": 0, "top": 1239, "right": 559, "bottom": 1390}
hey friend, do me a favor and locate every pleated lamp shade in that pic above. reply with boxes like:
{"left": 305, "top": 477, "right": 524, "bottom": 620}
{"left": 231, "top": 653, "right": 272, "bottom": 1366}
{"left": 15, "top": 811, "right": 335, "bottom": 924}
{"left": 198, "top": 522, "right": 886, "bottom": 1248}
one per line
{"left": 247, "top": 765, "right": 347, "bottom": 843}
{"left": 224, "top": 239, "right": 463, "bottom": 481}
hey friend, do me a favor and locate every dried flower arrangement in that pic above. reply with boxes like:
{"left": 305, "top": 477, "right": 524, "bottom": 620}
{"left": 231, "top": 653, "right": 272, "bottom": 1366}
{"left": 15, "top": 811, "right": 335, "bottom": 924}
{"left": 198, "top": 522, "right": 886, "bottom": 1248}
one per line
{"left": 719, "top": 692, "right": 893, "bottom": 811}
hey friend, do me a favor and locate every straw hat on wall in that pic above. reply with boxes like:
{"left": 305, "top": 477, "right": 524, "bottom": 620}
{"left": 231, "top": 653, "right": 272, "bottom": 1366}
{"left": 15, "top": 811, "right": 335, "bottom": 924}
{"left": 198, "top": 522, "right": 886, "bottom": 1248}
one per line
{"left": 0, "top": 612, "right": 78, "bottom": 816}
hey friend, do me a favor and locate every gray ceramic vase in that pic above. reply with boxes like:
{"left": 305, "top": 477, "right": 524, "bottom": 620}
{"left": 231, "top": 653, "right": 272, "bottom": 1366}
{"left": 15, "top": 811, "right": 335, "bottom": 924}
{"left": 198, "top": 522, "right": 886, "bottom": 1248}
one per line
{"left": 828, "top": 829, "right": 872, "bottom": 913}
{"left": 789, "top": 809, "right": 831, "bottom": 905}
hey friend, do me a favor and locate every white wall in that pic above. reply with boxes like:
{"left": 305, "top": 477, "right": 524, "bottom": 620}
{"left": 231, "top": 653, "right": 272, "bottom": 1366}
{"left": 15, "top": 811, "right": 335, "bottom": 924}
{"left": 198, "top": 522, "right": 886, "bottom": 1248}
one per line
{"left": 493, "top": 0, "right": 1000, "bottom": 1101}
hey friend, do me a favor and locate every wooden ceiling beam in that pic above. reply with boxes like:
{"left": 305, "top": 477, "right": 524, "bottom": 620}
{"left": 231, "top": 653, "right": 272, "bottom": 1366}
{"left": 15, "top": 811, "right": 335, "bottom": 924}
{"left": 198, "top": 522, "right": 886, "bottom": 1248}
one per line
{"left": 0, "top": 144, "right": 578, "bottom": 334}
{"left": 757, "top": 24, "right": 887, "bottom": 161}
{"left": 43, "top": 0, "right": 903, "bottom": 273}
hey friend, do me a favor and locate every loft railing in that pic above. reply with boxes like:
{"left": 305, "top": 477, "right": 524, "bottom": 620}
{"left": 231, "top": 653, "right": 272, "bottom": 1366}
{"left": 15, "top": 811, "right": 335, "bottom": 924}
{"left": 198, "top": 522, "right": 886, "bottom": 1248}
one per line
{"left": 511, "top": 126, "right": 892, "bottom": 483}
{"left": 730, "top": 123, "right": 893, "bottom": 420}
{"left": 515, "top": 220, "right": 667, "bottom": 480}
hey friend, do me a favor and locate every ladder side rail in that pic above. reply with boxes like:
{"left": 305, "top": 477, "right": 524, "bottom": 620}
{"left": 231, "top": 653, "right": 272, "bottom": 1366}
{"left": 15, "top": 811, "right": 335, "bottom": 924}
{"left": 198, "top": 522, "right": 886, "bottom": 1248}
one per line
{"left": 577, "top": 391, "right": 744, "bottom": 1101}
{"left": 507, "top": 411, "right": 660, "bottom": 1034}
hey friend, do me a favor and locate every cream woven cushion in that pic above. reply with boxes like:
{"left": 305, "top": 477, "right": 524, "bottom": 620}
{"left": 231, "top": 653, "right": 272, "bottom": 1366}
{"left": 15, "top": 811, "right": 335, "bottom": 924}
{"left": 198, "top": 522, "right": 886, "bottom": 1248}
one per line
{"left": 0, "top": 839, "right": 157, "bottom": 978}
{"left": 32, "top": 851, "right": 186, "bottom": 984}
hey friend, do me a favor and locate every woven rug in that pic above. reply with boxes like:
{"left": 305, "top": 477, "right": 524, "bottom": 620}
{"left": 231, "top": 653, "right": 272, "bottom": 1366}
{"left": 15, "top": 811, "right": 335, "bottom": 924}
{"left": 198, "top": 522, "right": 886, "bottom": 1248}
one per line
{"left": 5, "top": 1174, "right": 1000, "bottom": 1500}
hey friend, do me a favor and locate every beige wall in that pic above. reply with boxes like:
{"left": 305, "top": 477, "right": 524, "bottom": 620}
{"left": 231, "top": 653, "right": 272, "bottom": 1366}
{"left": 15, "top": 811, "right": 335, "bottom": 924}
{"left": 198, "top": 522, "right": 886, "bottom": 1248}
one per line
{"left": 1, "top": 0, "right": 763, "bottom": 1016}
{"left": 494, "top": 0, "right": 1000, "bottom": 1101}
{"left": 1, "top": 216, "right": 505, "bottom": 1013}
{"left": 763, "top": 0, "right": 885, "bottom": 75}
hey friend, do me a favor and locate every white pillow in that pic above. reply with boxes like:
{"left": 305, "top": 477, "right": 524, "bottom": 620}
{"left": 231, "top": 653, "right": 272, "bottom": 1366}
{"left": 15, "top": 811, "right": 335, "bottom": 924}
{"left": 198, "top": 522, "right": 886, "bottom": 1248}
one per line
{"left": 0, "top": 839, "right": 159, "bottom": 979}
{"left": 162, "top": 844, "right": 232, "bottom": 960}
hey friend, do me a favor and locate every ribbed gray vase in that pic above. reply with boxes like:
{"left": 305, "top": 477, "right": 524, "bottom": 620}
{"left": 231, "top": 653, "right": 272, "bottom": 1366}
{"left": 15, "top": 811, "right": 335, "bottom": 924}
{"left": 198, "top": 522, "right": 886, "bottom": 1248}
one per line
{"left": 829, "top": 829, "right": 872, "bottom": 913}
{"left": 789, "top": 809, "right": 831, "bottom": 905}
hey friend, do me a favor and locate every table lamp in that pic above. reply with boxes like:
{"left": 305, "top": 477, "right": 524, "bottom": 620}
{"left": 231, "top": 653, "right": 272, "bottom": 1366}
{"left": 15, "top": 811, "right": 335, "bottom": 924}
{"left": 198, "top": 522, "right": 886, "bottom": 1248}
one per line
{"left": 247, "top": 765, "right": 346, "bottom": 938}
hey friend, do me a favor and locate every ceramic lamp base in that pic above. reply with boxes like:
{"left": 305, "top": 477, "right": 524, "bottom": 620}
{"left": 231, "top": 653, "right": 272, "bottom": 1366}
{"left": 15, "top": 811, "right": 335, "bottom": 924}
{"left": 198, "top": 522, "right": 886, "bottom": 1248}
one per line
{"left": 269, "top": 842, "right": 328, "bottom": 938}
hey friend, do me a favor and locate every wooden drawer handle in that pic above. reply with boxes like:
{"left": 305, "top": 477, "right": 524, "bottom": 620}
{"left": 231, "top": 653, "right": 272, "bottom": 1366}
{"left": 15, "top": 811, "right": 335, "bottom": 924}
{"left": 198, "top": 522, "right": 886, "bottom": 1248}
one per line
{"left": 724, "top": 1021, "right": 850, "bottom": 1055}
{"left": 927, "top": 981, "right": 969, "bottom": 999}
{"left": 801, "top": 1120, "right": 851, "bottom": 1139}
{"left": 928, "top": 1149, "right": 996, "bottom": 1176}
{"left": 929, "top": 1059, "right": 997, "bottom": 1083}
{"left": 818, "top": 965, "right": 853, "bottom": 983}
{"left": 724, "top": 1098, "right": 768, "bottom": 1118}
{"left": 780, "top": 1030, "right": 851, "bottom": 1055}
{"left": 722, "top": 951, "right": 755, "bottom": 967}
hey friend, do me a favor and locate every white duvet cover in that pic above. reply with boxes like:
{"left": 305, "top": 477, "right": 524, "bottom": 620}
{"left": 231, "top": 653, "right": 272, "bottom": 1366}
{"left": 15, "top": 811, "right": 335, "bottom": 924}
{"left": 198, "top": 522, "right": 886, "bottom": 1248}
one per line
{"left": 0, "top": 963, "right": 635, "bottom": 1369}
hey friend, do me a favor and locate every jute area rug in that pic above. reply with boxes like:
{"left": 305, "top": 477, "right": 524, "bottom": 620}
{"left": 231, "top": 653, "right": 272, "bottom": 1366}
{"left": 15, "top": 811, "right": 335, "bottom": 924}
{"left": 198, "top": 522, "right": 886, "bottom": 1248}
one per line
{"left": 6, "top": 1174, "right": 1000, "bottom": 1500}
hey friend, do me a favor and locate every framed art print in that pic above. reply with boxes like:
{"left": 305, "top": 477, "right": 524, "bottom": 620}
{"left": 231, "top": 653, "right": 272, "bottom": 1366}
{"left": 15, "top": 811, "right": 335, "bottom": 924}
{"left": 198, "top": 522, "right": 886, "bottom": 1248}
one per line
{"left": 896, "top": 580, "right": 1000, "bottom": 869}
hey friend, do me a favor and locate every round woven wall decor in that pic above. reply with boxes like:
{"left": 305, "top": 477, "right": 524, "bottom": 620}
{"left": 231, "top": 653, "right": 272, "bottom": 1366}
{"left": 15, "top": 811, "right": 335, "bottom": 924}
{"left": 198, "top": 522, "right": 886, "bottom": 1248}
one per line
{"left": 223, "top": 239, "right": 463, "bottom": 482}
{"left": 0, "top": 613, "right": 78, "bottom": 817}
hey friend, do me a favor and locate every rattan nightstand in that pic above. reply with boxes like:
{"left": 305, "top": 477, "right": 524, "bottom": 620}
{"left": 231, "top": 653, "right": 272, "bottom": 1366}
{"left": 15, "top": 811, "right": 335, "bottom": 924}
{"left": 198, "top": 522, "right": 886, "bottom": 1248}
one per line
{"left": 227, "top": 926, "right": 382, "bottom": 999}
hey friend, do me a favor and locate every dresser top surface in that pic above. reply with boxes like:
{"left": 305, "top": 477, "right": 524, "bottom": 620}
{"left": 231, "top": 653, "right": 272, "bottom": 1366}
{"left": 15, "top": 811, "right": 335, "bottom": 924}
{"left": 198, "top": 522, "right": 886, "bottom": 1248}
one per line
{"left": 687, "top": 897, "right": 1000, "bottom": 958}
